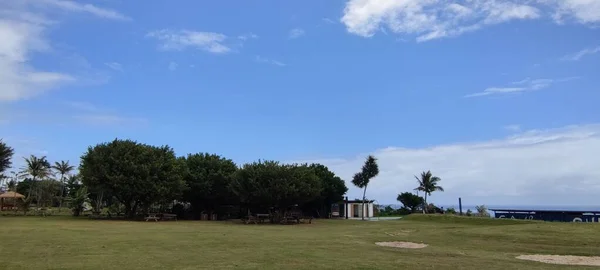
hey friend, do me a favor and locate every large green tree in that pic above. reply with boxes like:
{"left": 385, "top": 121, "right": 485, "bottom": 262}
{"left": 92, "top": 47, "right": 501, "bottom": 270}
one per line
{"left": 182, "top": 153, "right": 238, "bottom": 217}
{"left": 307, "top": 164, "right": 348, "bottom": 217}
{"left": 231, "top": 161, "right": 322, "bottom": 215}
{"left": 52, "top": 160, "right": 75, "bottom": 211}
{"left": 79, "top": 139, "right": 186, "bottom": 218}
{"left": 351, "top": 155, "right": 379, "bottom": 220}
{"left": 396, "top": 192, "right": 424, "bottom": 213}
{"left": 0, "top": 139, "right": 15, "bottom": 178}
{"left": 414, "top": 170, "right": 444, "bottom": 213}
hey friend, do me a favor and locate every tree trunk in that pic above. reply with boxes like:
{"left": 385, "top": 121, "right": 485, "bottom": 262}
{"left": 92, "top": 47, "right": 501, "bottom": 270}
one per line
{"left": 58, "top": 175, "right": 65, "bottom": 212}
{"left": 27, "top": 176, "right": 36, "bottom": 199}
{"left": 423, "top": 193, "right": 428, "bottom": 214}
{"left": 361, "top": 185, "right": 368, "bottom": 221}
{"left": 131, "top": 201, "right": 139, "bottom": 219}
{"left": 124, "top": 201, "right": 132, "bottom": 219}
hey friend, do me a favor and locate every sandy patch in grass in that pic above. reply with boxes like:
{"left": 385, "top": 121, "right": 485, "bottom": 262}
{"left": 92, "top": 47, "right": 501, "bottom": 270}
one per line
{"left": 375, "top": 242, "right": 427, "bottom": 249}
{"left": 517, "top": 255, "right": 600, "bottom": 266}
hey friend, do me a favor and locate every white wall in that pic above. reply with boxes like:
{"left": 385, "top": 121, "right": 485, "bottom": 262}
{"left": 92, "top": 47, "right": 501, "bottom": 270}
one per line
{"left": 345, "top": 203, "right": 374, "bottom": 218}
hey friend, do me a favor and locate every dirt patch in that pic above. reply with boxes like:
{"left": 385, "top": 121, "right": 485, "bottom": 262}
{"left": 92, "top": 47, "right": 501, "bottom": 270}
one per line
{"left": 517, "top": 255, "right": 600, "bottom": 266}
{"left": 375, "top": 241, "right": 427, "bottom": 249}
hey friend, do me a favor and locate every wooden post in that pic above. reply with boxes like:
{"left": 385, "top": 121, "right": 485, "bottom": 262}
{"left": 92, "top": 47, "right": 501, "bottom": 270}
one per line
{"left": 459, "top": 197, "right": 463, "bottom": 216}
{"left": 345, "top": 196, "right": 348, "bottom": 219}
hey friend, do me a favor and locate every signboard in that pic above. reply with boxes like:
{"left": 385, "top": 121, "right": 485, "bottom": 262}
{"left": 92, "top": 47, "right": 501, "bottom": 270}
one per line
{"left": 492, "top": 209, "right": 600, "bottom": 223}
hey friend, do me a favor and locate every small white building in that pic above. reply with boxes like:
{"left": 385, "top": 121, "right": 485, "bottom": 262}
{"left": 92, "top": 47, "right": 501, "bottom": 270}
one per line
{"left": 344, "top": 200, "right": 375, "bottom": 219}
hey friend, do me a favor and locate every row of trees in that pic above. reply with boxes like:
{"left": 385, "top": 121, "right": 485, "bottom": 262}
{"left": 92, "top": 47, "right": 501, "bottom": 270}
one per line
{"left": 1, "top": 139, "right": 351, "bottom": 219}
{"left": 2, "top": 138, "right": 447, "bottom": 220}
{"left": 1, "top": 140, "right": 77, "bottom": 212}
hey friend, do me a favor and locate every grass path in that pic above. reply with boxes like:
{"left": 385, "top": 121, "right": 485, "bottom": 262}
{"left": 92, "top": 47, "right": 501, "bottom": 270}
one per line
{"left": 0, "top": 215, "right": 598, "bottom": 269}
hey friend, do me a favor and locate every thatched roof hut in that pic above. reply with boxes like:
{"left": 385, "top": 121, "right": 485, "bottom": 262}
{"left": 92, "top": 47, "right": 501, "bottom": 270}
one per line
{"left": 0, "top": 191, "right": 25, "bottom": 199}
{"left": 0, "top": 191, "right": 25, "bottom": 210}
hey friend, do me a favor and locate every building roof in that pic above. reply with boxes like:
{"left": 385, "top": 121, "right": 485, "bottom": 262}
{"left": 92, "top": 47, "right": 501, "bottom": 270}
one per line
{"left": 345, "top": 200, "right": 375, "bottom": 203}
{"left": 0, "top": 191, "right": 25, "bottom": 199}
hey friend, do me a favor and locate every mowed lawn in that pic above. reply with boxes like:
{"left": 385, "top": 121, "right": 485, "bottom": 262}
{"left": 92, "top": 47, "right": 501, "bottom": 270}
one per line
{"left": 0, "top": 215, "right": 599, "bottom": 269}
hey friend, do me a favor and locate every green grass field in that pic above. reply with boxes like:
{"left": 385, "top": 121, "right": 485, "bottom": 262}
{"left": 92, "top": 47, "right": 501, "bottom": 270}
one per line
{"left": 0, "top": 215, "right": 598, "bottom": 269}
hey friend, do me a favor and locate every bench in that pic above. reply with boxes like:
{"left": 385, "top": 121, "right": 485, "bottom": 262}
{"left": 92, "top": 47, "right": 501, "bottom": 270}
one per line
{"left": 302, "top": 216, "right": 313, "bottom": 224}
{"left": 162, "top": 213, "right": 177, "bottom": 221}
{"left": 145, "top": 213, "right": 160, "bottom": 222}
{"left": 242, "top": 215, "right": 258, "bottom": 224}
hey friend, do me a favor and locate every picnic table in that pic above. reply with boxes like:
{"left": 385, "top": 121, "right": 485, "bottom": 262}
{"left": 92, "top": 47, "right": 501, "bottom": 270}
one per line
{"left": 242, "top": 215, "right": 257, "bottom": 224}
{"left": 36, "top": 208, "right": 52, "bottom": 217}
{"left": 145, "top": 213, "right": 160, "bottom": 222}
{"left": 256, "top": 213, "right": 270, "bottom": 223}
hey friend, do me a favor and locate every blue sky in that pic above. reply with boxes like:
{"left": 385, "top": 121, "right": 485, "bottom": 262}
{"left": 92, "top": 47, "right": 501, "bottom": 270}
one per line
{"left": 2, "top": 0, "right": 600, "bottom": 205}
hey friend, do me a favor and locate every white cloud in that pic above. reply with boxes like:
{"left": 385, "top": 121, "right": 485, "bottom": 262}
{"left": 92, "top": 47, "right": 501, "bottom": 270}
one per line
{"left": 511, "top": 77, "right": 531, "bottom": 85}
{"left": 465, "top": 87, "right": 527, "bottom": 98}
{"left": 294, "top": 124, "right": 600, "bottom": 205}
{"left": 548, "top": 0, "right": 600, "bottom": 24}
{"left": 237, "top": 32, "right": 259, "bottom": 41}
{"left": 288, "top": 28, "right": 305, "bottom": 39}
{"left": 561, "top": 46, "right": 600, "bottom": 61}
{"left": 0, "top": 0, "right": 127, "bottom": 102}
{"left": 322, "top": 18, "right": 336, "bottom": 24}
{"left": 35, "top": 0, "right": 131, "bottom": 21}
{"left": 104, "top": 62, "right": 123, "bottom": 72}
{"left": 255, "top": 56, "right": 286, "bottom": 67}
{"left": 341, "top": 0, "right": 600, "bottom": 41}
{"left": 465, "top": 76, "right": 579, "bottom": 98}
{"left": 147, "top": 30, "right": 231, "bottom": 54}
{"left": 504, "top": 124, "right": 521, "bottom": 132}
{"left": 0, "top": 18, "right": 74, "bottom": 102}
{"left": 168, "top": 61, "right": 178, "bottom": 71}
{"left": 64, "top": 101, "right": 147, "bottom": 127}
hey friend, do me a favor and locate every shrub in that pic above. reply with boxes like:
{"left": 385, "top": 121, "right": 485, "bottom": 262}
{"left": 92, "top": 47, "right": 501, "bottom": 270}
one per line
{"left": 466, "top": 209, "right": 473, "bottom": 216}
{"left": 475, "top": 205, "right": 490, "bottom": 217}
{"left": 426, "top": 203, "right": 443, "bottom": 214}
{"left": 445, "top": 207, "right": 457, "bottom": 214}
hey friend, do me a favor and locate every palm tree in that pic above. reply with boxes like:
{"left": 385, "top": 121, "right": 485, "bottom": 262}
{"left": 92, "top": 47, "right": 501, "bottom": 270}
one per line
{"left": 6, "top": 179, "right": 17, "bottom": 191}
{"left": 0, "top": 139, "right": 14, "bottom": 175}
{"left": 2, "top": 171, "right": 21, "bottom": 192}
{"left": 52, "top": 161, "right": 75, "bottom": 211}
{"left": 414, "top": 170, "right": 444, "bottom": 213}
{"left": 351, "top": 155, "right": 379, "bottom": 220}
{"left": 21, "top": 155, "right": 52, "bottom": 199}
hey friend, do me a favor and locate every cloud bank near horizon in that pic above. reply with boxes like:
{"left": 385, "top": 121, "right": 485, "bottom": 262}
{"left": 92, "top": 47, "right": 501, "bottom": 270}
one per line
{"left": 295, "top": 124, "right": 600, "bottom": 206}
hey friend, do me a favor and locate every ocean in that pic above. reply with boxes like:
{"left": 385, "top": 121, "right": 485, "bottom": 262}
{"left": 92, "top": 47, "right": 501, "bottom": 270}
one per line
{"left": 380, "top": 204, "right": 600, "bottom": 215}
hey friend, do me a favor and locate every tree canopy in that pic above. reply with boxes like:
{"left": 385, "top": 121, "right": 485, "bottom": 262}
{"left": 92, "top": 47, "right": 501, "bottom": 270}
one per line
{"left": 4, "top": 137, "right": 348, "bottom": 220}
{"left": 20, "top": 155, "right": 52, "bottom": 198}
{"left": 53, "top": 161, "right": 75, "bottom": 180}
{"left": 0, "top": 139, "right": 14, "bottom": 175}
{"left": 231, "top": 161, "right": 322, "bottom": 210}
{"left": 352, "top": 155, "right": 379, "bottom": 220}
{"left": 396, "top": 192, "right": 424, "bottom": 213}
{"left": 414, "top": 170, "right": 444, "bottom": 213}
{"left": 79, "top": 139, "right": 186, "bottom": 218}
{"left": 182, "top": 153, "right": 238, "bottom": 215}
{"left": 304, "top": 164, "right": 348, "bottom": 217}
